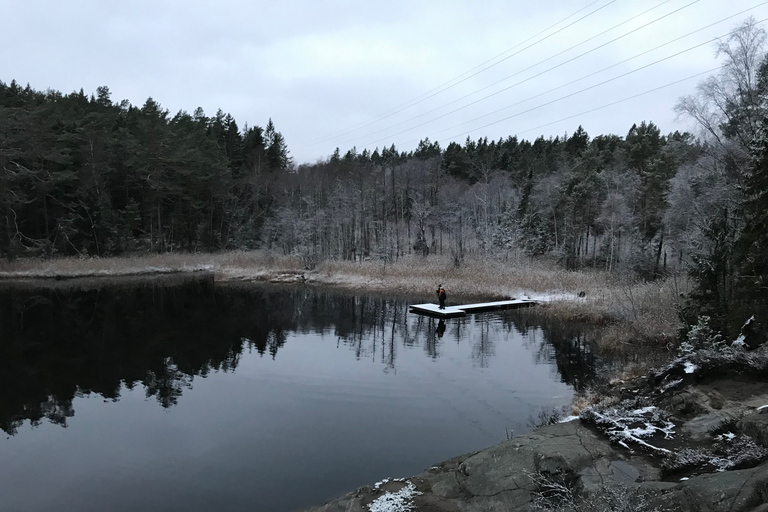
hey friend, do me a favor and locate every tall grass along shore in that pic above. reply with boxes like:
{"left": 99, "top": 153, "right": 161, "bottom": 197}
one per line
{"left": 0, "top": 251, "right": 689, "bottom": 362}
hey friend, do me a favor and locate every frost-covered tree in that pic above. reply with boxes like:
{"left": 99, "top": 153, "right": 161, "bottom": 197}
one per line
{"left": 731, "top": 111, "right": 768, "bottom": 335}
{"left": 676, "top": 17, "right": 767, "bottom": 179}
{"left": 740, "top": 137, "right": 768, "bottom": 271}
{"left": 675, "top": 18, "right": 768, "bottom": 338}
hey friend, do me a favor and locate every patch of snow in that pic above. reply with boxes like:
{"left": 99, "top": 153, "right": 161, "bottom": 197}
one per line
{"left": 757, "top": 405, "right": 768, "bottom": 412}
{"left": 627, "top": 435, "right": 672, "bottom": 453}
{"left": 559, "top": 415, "right": 580, "bottom": 423}
{"left": 586, "top": 409, "right": 673, "bottom": 453}
{"left": 679, "top": 477, "right": 689, "bottom": 481}
{"left": 368, "top": 481, "right": 422, "bottom": 512}
{"left": 666, "top": 435, "right": 768, "bottom": 474}
{"left": 627, "top": 423, "right": 661, "bottom": 438}
{"left": 525, "top": 292, "right": 580, "bottom": 302}
{"left": 661, "top": 378, "right": 683, "bottom": 392}
{"left": 684, "top": 361, "right": 697, "bottom": 374}
{"left": 710, "top": 456, "right": 732, "bottom": 472}
{"left": 584, "top": 402, "right": 676, "bottom": 454}
{"left": 733, "top": 315, "right": 755, "bottom": 347}
{"left": 373, "top": 478, "right": 390, "bottom": 490}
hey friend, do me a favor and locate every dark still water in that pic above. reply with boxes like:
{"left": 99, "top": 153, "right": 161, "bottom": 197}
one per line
{"left": 0, "top": 274, "right": 596, "bottom": 512}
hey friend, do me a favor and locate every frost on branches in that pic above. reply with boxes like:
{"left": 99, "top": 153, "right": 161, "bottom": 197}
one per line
{"left": 580, "top": 400, "right": 675, "bottom": 454}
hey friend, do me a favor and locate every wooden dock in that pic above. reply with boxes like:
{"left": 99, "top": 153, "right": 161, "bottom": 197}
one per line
{"left": 408, "top": 299, "right": 537, "bottom": 318}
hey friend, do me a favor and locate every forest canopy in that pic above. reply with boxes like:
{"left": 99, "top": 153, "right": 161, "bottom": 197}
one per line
{"left": 0, "top": 82, "right": 290, "bottom": 256}
{"left": 0, "top": 80, "right": 698, "bottom": 275}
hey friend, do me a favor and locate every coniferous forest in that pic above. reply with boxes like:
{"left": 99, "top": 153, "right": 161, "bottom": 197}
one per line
{"left": 1, "top": 19, "right": 768, "bottom": 340}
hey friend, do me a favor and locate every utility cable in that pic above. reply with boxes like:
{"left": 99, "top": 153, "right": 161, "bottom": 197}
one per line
{"left": 362, "top": 10, "right": 766, "bottom": 151}
{"left": 430, "top": 17, "right": 767, "bottom": 144}
{"left": 421, "top": 7, "right": 768, "bottom": 141}
{"left": 350, "top": 0, "right": 700, "bottom": 148}
{"left": 301, "top": 0, "right": 616, "bottom": 148}
{"left": 502, "top": 67, "right": 719, "bottom": 139}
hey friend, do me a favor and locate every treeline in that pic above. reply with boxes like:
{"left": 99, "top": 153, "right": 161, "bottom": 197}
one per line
{"left": 0, "top": 81, "right": 290, "bottom": 256}
{"left": 0, "top": 77, "right": 701, "bottom": 275}
{"left": 281, "top": 123, "right": 697, "bottom": 275}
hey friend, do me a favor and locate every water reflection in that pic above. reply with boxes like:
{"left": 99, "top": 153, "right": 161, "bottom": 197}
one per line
{"left": 511, "top": 309, "right": 598, "bottom": 391}
{"left": 0, "top": 274, "right": 231, "bottom": 433}
{"left": 0, "top": 276, "right": 597, "bottom": 437}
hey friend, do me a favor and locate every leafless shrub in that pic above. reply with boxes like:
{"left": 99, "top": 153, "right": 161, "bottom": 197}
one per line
{"left": 528, "top": 407, "right": 564, "bottom": 429}
{"left": 580, "top": 399, "right": 675, "bottom": 454}
{"left": 528, "top": 470, "right": 661, "bottom": 512}
{"left": 606, "top": 276, "right": 691, "bottom": 346}
{"left": 653, "top": 344, "right": 768, "bottom": 385}
{"left": 662, "top": 434, "right": 768, "bottom": 476}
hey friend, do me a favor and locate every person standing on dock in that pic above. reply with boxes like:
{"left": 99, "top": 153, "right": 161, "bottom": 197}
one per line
{"left": 437, "top": 284, "right": 446, "bottom": 310}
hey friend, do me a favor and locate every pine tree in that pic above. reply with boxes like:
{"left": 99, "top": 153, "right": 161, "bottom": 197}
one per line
{"left": 264, "top": 118, "right": 291, "bottom": 171}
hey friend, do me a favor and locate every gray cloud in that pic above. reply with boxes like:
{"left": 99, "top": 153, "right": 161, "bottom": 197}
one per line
{"left": 3, "top": 0, "right": 765, "bottom": 163}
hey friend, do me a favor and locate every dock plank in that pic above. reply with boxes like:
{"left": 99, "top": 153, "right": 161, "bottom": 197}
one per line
{"left": 409, "top": 299, "right": 537, "bottom": 318}
{"left": 408, "top": 303, "right": 467, "bottom": 318}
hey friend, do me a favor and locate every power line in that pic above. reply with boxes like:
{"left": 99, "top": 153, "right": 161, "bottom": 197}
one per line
{"left": 508, "top": 67, "right": 719, "bottom": 138}
{"left": 431, "top": 17, "right": 767, "bottom": 144}
{"left": 423, "top": 7, "right": 768, "bottom": 141}
{"left": 300, "top": 0, "right": 616, "bottom": 148}
{"left": 352, "top": 0, "right": 700, "bottom": 148}
{"left": 431, "top": 48, "right": 719, "bottom": 142}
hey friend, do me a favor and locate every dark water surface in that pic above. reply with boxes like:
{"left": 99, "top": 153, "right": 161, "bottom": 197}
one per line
{"left": 0, "top": 274, "right": 596, "bottom": 512}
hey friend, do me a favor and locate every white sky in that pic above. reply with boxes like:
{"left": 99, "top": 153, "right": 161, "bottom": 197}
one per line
{"left": 3, "top": 0, "right": 768, "bottom": 164}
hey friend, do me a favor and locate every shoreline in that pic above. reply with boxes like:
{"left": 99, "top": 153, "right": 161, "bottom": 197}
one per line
{"left": 0, "top": 252, "right": 689, "bottom": 388}
{"left": 302, "top": 344, "right": 768, "bottom": 512}
{"left": 3, "top": 254, "right": 766, "bottom": 511}
{"left": 0, "top": 250, "right": 685, "bottom": 324}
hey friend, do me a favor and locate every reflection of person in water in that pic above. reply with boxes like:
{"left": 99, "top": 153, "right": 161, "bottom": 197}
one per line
{"left": 436, "top": 319, "right": 446, "bottom": 338}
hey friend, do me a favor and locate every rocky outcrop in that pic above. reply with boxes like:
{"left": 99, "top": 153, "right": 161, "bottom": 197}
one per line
{"left": 304, "top": 373, "right": 768, "bottom": 512}
{"left": 305, "top": 419, "right": 768, "bottom": 512}
{"left": 305, "top": 421, "right": 642, "bottom": 511}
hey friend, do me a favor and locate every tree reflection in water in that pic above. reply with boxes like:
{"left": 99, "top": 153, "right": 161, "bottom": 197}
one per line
{"left": 0, "top": 276, "right": 598, "bottom": 435}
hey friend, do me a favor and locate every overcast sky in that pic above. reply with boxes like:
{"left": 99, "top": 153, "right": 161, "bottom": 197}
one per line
{"left": 3, "top": 0, "right": 768, "bottom": 164}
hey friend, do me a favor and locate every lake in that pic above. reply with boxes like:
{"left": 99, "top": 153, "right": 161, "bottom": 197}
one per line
{"left": 0, "top": 274, "right": 596, "bottom": 512}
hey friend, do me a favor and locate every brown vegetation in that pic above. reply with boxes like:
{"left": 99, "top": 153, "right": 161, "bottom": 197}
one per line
{"left": 0, "top": 250, "right": 689, "bottom": 359}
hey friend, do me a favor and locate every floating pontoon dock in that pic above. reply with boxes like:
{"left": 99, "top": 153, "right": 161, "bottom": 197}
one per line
{"left": 408, "top": 299, "right": 537, "bottom": 318}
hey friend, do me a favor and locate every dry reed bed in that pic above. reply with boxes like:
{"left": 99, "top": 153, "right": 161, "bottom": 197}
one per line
{"left": 316, "top": 254, "right": 689, "bottom": 352}
{"left": 0, "top": 251, "right": 689, "bottom": 352}
{"left": 319, "top": 255, "right": 598, "bottom": 296}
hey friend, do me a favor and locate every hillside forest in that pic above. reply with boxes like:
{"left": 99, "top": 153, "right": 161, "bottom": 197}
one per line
{"left": 1, "top": 19, "right": 768, "bottom": 340}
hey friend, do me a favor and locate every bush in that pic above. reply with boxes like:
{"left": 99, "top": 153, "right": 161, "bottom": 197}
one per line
{"left": 678, "top": 316, "right": 726, "bottom": 355}
{"left": 529, "top": 470, "right": 661, "bottom": 512}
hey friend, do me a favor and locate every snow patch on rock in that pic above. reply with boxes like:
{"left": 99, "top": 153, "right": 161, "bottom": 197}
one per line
{"left": 581, "top": 401, "right": 675, "bottom": 454}
{"left": 368, "top": 481, "right": 421, "bottom": 512}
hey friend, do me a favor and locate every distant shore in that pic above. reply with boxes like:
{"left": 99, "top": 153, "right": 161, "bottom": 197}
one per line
{"left": 0, "top": 250, "right": 688, "bottom": 369}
